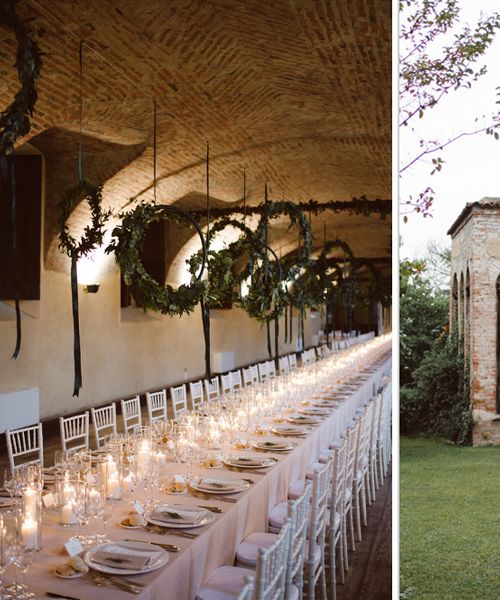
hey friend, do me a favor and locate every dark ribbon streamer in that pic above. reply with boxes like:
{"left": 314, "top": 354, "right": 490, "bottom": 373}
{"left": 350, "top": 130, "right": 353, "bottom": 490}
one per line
{"left": 274, "top": 313, "right": 279, "bottom": 369}
{"left": 8, "top": 152, "right": 21, "bottom": 359}
{"left": 202, "top": 142, "right": 212, "bottom": 379}
{"left": 71, "top": 255, "right": 82, "bottom": 395}
{"left": 284, "top": 306, "right": 288, "bottom": 344}
{"left": 289, "top": 305, "right": 293, "bottom": 344}
{"left": 266, "top": 320, "right": 272, "bottom": 359}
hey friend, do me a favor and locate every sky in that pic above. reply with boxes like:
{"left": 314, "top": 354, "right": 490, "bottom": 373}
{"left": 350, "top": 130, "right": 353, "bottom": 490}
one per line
{"left": 399, "top": 0, "right": 500, "bottom": 260}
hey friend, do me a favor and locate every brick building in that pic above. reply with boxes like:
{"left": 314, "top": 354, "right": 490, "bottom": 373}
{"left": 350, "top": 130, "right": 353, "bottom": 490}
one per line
{"left": 448, "top": 197, "right": 500, "bottom": 445}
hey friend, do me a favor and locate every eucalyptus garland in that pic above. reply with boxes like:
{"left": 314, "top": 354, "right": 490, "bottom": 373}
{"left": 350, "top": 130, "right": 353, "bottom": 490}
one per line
{"left": 106, "top": 202, "right": 207, "bottom": 316}
{"left": 0, "top": 0, "right": 42, "bottom": 359}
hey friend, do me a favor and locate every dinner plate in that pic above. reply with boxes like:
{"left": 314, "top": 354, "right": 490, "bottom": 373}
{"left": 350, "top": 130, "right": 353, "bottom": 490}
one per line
{"left": 299, "top": 407, "right": 331, "bottom": 416}
{"left": 84, "top": 541, "right": 168, "bottom": 575}
{"left": 145, "top": 504, "right": 215, "bottom": 529}
{"left": 287, "top": 415, "right": 321, "bottom": 425}
{"left": 190, "top": 476, "right": 250, "bottom": 494}
{"left": 271, "top": 425, "right": 312, "bottom": 437}
{"left": 224, "top": 455, "right": 275, "bottom": 469}
{"left": 253, "top": 440, "right": 294, "bottom": 452}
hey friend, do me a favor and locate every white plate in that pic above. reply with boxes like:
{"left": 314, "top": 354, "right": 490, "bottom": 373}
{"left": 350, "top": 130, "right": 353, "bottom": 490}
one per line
{"left": 271, "top": 425, "right": 312, "bottom": 437}
{"left": 286, "top": 415, "right": 321, "bottom": 425}
{"left": 145, "top": 504, "right": 215, "bottom": 529}
{"left": 190, "top": 476, "right": 250, "bottom": 494}
{"left": 164, "top": 486, "right": 187, "bottom": 496}
{"left": 299, "top": 407, "right": 331, "bottom": 416}
{"left": 119, "top": 518, "right": 144, "bottom": 529}
{"left": 84, "top": 541, "right": 168, "bottom": 575}
{"left": 54, "top": 567, "right": 85, "bottom": 579}
{"left": 253, "top": 441, "right": 294, "bottom": 452}
{"left": 224, "top": 456, "right": 275, "bottom": 469}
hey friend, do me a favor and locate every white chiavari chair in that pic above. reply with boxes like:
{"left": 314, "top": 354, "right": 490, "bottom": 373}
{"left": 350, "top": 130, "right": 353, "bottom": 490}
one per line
{"left": 59, "top": 412, "right": 89, "bottom": 454}
{"left": 300, "top": 350, "right": 311, "bottom": 366}
{"left": 230, "top": 370, "right": 243, "bottom": 393}
{"left": 196, "top": 519, "right": 292, "bottom": 600}
{"left": 204, "top": 377, "right": 220, "bottom": 403}
{"left": 258, "top": 362, "right": 268, "bottom": 383}
{"left": 326, "top": 437, "right": 348, "bottom": 598}
{"left": 243, "top": 366, "right": 254, "bottom": 387}
{"left": 6, "top": 423, "right": 44, "bottom": 474}
{"left": 278, "top": 355, "right": 289, "bottom": 375}
{"left": 221, "top": 373, "right": 233, "bottom": 396}
{"left": 266, "top": 360, "right": 276, "bottom": 380}
{"left": 91, "top": 403, "right": 117, "bottom": 449}
{"left": 250, "top": 364, "right": 260, "bottom": 384}
{"left": 342, "top": 419, "right": 360, "bottom": 566}
{"left": 288, "top": 353, "right": 297, "bottom": 371}
{"left": 146, "top": 390, "right": 167, "bottom": 424}
{"left": 367, "top": 392, "right": 383, "bottom": 503}
{"left": 237, "top": 577, "right": 254, "bottom": 600}
{"left": 170, "top": 384, "right": 188, "bottom": 418}
{"left": 352, "top": 401, "right": 374, "bottom": 541}
{"left": 120, "top": 396, "right": 142, "bottom": 435}
{"left": 189, "top": 380, "right": 204, "bottom": 411}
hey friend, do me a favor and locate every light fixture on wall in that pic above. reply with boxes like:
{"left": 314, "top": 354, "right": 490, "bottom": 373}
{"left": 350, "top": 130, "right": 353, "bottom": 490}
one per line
{"left": 84, "top": 284, "right": 99, "bottom": 294}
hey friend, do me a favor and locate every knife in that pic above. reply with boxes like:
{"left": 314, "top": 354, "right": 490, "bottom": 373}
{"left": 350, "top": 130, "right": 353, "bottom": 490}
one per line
{"left": 45, "top": 592, "right": 83, "bottom": 600}
{"left": 124, "top": 538, "right": 180, "bottom": 552}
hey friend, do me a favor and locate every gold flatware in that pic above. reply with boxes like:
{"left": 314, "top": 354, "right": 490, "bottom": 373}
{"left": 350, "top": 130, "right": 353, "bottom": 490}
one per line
{"left": 197, "top": 504, "right": 223, "bottom": 513}
{"left": 124, "top": 538, "right": 180, "bottom": 552}
{"left": 187, "top": 488, "right": 237, "bottom": 503}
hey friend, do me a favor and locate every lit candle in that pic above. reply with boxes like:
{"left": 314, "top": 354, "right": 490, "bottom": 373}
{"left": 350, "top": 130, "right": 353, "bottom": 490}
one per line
{"left": 107, "top": 474, "right": 120, "bottom": 500}
{"left": 21, "top": 514, "right": 38, "bottom": 549}
{"left": 23, "top": 486, "right": 37, "bottom": 515}
{"left": 138, "top": 441, "right": 151, "bottom": 473}
{"left": 60, "top": 502, "right": 77, "bottom": 526}
{"left": 62, "top": 482, "right": 75, "bottom": 505}
{"left": 122, "top": 473, "right": 133, "bottom": 492}
{"left": 156, "top": 451, "right": 166, "bottom": 466}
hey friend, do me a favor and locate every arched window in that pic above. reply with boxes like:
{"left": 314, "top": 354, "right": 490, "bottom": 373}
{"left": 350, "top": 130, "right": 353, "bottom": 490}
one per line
{"left": 451, "top": 273, "right": 458, "bottom": 331}
{"left": 465, "top": 268, "right": 471, "bottom": 357}
{"left": 496, "top": 275, "right": 500, "bottom": 414}
{"left": 459, "top": 272, "right": 465, "bottom": 338}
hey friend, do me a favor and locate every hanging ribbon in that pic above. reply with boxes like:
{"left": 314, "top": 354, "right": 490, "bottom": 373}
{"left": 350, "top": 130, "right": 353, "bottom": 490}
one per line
{"left": 70, "top": 41, "right": 85, "bottom": 396}
{"left": 289, "top": 305, "right": 293, "bottom": 344}
{"left": 8, "top": 151, "right": 21, "bottom": 359}
{"left": 274, "top": 311, "right": 279, "bottom": 369}
{"left": 266, "top": 319, "right": 272, "bottom": 359}
{"left": 284, "top": 305, "right": 288, "bottom": 344}
{"left": 202, "top": 141, "right": 212, "bottom": 378}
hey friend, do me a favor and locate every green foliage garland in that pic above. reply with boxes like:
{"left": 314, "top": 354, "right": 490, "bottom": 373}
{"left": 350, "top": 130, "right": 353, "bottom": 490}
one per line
{"left": 107, "top": 203, "right": 207, "bottom": 316}
{"left": 58, "top": 180, "right": 110, "bottom": 259}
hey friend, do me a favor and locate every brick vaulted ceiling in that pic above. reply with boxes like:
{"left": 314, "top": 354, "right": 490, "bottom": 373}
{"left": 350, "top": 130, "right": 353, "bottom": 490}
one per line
{"left": 1, "top": 0, "right": 392, "bottom": 274}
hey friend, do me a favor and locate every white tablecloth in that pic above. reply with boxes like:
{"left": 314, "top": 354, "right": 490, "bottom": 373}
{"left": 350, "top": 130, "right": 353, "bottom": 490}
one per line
{"left": 26, "top": 347, "right": 391, "bottom": 600}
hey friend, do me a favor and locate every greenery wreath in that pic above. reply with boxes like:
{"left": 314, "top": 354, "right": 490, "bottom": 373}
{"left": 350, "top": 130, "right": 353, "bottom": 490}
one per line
{"left": 0, "top": 0, "right": 42, "bottom": 163}
{"left": 58, "top": 179, "right": 110, "bottom": 259}
{"left": 107, "top": 202, "right": 207, "bottom": 317}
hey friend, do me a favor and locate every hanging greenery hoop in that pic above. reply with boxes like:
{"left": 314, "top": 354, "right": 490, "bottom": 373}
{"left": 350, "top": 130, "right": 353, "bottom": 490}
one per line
{"left": 187, "top": 217, "right": 255, "bottom": 309}
{"left": 57, "top": 179, "right": 110, "bottom": 396}
{"left": 0, "top": 0, "right": 43, "bottom": 359}
{"left": 107, "top": 202, "right": 207, "bottom": 316}
{"left": 58, "top": 180, "right": 110, "bottom": 258}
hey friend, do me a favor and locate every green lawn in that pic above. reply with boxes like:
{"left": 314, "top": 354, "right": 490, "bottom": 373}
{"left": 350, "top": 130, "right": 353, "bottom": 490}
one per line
{"left": 400, "top": 437, "right": 500, "bottom": 600}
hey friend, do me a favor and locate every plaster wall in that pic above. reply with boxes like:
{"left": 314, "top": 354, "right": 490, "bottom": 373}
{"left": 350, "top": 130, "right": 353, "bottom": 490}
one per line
{"left": 0, "top": 264, "right": 320, "bottom": 421}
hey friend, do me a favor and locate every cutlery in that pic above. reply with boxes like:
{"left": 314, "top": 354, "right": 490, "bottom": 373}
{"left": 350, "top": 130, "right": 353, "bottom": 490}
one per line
{"left": 89, "top": 571, "right": 140, "bottom": 594}
{"left": 224, "top": 466, "right": 265, "bottom": 477}
{"left": 187, "top": 488, "right": 237, "bottom": 503}
{"left": 124, "top": 538, "right": 180, "bottom": 552}
{"left": 197, "top": 504, "right": 223, "bottom": 513}
{"left": 144, "top": 524, "right": 198, "bottom": 538}
{"left": 45, "top": 592, "right": 83, "bottom": 600}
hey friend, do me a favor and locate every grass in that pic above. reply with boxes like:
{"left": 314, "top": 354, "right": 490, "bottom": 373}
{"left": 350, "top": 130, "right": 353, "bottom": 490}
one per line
{"left": 400, "top": 437, "right": 500, "bottom": 600}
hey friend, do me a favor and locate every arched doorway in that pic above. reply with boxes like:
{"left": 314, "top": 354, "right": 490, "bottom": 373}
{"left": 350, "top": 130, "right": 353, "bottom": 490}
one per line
{"left": 497, "top": 275, "right": 500, "bottom": 414}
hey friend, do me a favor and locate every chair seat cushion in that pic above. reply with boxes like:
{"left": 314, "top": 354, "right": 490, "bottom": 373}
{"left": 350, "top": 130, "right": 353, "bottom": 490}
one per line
{"left": 236, "top": 532, "right": 277, "bottom": 567}
{"left": 196, "top": 566, "right": 255, "bottom": 600}
{"left": 288, "top": 479, "right": 306, "bottom": 500}
{"left": 268, "top": 501, "right": 288, "bottom": 530}
{"left": 319, "top": 449, "right": 335, "bottom": 463}
{"left": 306, "top": 462, "right": 324, "bottom": 480}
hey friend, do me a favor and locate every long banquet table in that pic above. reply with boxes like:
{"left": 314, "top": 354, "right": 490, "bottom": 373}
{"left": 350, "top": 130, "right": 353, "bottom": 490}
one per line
{"left": 27, "top": 338, "right": 391, "bottom": 600}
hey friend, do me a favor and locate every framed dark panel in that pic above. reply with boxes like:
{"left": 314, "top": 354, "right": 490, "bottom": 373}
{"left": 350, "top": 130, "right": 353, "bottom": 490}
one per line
{"left": 120, "top": 220, "right": 166, "bottom": 308}
{"left": 0, "top": 154, "right": 42, "bottom": 300}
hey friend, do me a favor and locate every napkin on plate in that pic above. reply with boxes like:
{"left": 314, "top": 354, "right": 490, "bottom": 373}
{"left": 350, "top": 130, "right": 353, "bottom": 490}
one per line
{"left": 92, "top": 543, "right": 162, "bottom": 570}
{"left": 150, "top": 506, "right": 205, "bottom": 525}
{"left": 230, "top": 456, "right": 263, "bottom": 466}
{"left": 196, "top": 478, "right": 238, "bottom": 492}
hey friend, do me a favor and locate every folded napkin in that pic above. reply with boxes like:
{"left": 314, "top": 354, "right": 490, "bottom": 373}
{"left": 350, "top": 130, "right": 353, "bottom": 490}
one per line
{"left": 151, "top": 506, "right": 205, "bottom": 525}
{"left": 196, "top": 478, "right": 237, "bottom": 492}
{"left": 260, "top": 441, "right": 288, "bottom": 449}
{"left": 92, "top": 543, "right": 162, "bottom": 570}
{"left": 230, "top": 456, "right": 263, "bottom": 466}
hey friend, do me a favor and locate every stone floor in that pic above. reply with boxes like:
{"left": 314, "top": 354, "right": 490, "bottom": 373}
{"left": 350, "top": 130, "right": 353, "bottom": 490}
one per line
{"left": 337, "top": 465, "right": 392, "bottom": 600}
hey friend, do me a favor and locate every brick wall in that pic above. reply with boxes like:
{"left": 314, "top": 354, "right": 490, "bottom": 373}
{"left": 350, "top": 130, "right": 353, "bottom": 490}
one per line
{"left": 450, "top": 199, "right": 500, "bottom": 445}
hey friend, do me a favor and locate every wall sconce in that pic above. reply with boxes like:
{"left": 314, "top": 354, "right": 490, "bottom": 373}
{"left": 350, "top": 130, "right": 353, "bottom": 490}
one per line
{"left": 84, "top": 284, "right": 100, "bottom": 294}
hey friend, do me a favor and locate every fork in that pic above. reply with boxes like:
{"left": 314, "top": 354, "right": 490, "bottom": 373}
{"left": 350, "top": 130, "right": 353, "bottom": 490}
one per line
{"left": 89, "top": 571, "right": 141, "bottom": 594}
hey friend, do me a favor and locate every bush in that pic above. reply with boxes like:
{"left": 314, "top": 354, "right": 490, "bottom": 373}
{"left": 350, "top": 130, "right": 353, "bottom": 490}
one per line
{"left": 400, "top": 330, "right": 472, "bottom": 444}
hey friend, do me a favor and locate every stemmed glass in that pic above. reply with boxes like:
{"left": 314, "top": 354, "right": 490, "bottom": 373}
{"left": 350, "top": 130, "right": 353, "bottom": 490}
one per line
{"left": 1, "top": 511, "right": 34, "bottom": 599}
